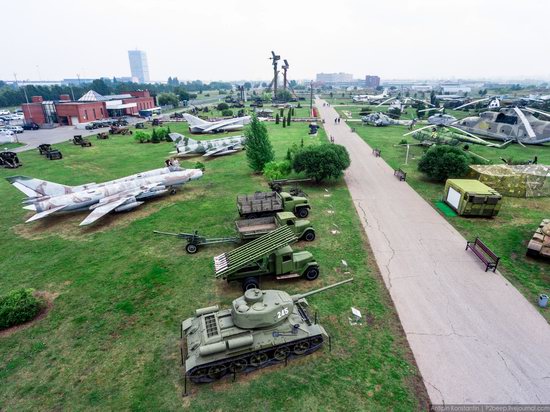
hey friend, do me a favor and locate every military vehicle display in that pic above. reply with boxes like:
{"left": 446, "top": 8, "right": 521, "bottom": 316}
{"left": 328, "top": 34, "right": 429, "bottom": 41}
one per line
{"left": 362, "top": 112, "right": 416, "bottom": 127}
{"left": 181, "top": 278, "right": 353, "bottom": 383}
{"left": 214, "top": 226, "right": 319, "bottom": 290}
{"left": 237, "top": 191, "right": 310, "bottom": 219}
{"left": 526, "top": 219, "right": 550, "bottom": 260}
{"left": 169, "top": 132, "right": 246, "bottom": 158}
{"left": 155, "top": 212, "right": 315, "bottom": 253}
{"left": 0, "top": 151, "right": 22, "bottom": 168}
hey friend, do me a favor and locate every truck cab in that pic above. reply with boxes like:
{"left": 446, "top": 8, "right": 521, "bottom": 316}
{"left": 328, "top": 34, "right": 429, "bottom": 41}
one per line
{"left": 280, "top": 192, "right": 310, "bottom": 218}
{"left": 276, "top": 212, "right": 315, "bottom": 241}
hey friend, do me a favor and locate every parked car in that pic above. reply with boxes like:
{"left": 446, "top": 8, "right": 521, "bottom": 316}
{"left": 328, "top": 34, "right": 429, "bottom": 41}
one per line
{"left": 4, "top": 125, "right": 23, "bottom": 133}
{"left": 22, "top": 122, "right": 39, "bottom": 130}
{"left": 0, "top": 129, "right": 15, "bottom": 138}
{"left": 0, "top": 109, "right": 10, "bottom": 116}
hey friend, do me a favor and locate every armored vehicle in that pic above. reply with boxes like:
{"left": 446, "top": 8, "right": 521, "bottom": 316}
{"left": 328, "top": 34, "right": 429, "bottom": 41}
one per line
{"left": 237, "top": 191, "right": 310, "bottom": 219}
{"left": 181, "top": 278, "right": 353, "bottom": 383}
{"left": 527, "top": 219, "right": 550, "bottom": 260}
{"left": 38, "top": 144, "right": 62, "bottom": 160}
{"left": 0, "top": 151, "right": 21, "bottom": 168}
{"left": 215, "top": 226, "right": 319, "bottom": 290}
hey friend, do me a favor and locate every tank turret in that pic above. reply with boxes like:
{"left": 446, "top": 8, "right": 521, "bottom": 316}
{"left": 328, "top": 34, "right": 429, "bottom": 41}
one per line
{"left": 181, "top": 279, "right": 353, "bottom": 383}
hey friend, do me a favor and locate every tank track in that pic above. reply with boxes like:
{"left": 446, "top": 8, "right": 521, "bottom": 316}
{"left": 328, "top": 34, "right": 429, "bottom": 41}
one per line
{"left": 186, "top": 334, "right": 325, "bottom": 383}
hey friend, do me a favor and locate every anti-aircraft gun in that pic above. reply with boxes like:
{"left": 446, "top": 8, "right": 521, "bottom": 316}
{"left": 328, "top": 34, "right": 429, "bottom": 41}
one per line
{"left": 181, "top": 278, "right": 353, "bottom": 384}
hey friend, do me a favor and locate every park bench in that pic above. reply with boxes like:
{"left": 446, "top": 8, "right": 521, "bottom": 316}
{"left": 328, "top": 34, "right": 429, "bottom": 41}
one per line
{"left": 373, "top": 148, "right": 381, "bottom": 157}
{"left": 394, "top": 168, "right": 406, "bottom": 181}
{"left": 466, "top": 237, "right": 500, "bottom": 272}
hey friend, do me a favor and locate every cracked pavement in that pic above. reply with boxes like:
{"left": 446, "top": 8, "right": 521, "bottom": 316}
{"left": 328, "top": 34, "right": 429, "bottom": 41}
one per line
{"left": 316, "top": 98, "right": 550, "bottom": 404}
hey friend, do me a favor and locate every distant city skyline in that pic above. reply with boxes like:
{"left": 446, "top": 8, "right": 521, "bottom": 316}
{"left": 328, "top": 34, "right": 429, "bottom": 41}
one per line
{"left": 2, "top": 0, "right": 550, "bottom": 82}
{"left": 128, "top": 50, "right": 149, "bottom": 83}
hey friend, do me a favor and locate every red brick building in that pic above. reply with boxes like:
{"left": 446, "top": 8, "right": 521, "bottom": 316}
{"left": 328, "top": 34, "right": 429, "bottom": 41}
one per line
{"left": 22, "top": 90, "right": 156, "bottom": 126}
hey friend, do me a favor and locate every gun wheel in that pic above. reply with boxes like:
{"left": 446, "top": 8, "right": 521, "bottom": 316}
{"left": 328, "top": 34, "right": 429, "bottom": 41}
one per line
{"left": 186, "top": 244, "right": 198, "bottom": 254}
{"left": 293, "top": 341, "right": 310, "bottom": 355}
{"left": 229, "top": 358, "right": 247, "bottom": 373}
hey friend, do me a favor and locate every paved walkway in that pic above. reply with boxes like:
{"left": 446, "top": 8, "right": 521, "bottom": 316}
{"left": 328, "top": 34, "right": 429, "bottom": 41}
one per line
{"left": 317, "top": 99, "right": 550, "bottom": 405}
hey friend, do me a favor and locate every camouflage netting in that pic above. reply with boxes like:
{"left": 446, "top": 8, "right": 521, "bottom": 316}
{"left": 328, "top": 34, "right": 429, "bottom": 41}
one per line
{"left": 468, "top": 164, "right": 550, "bottom": 198}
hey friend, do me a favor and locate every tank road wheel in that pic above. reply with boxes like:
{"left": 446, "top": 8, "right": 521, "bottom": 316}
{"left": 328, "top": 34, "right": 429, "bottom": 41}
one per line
{"left": 249, "top": 352, "right": 269, "bottom": 367}
{"left": 273, "top": 346, "right": 290, "bottom": 361}
{"left": 304, "top": 267, "right": 320, "bottom": 281}
{"left": 293, "top": 341, "right": 310, "bottom": 355}
{"left": 229, "top": 358, "right": 248, "bottom": 373}
{"left": 242, "top": 277, "right": 260, "bottom": 292}
{"left": 189, "top": 367, "right": 207, "bottom": 383}
{"left": 296, "top": 207, "right": 309, "bottom": 218}
{"left": 207, "top": 364, "right": 227, "bottom": 380}
{"left": 302, "top": 230, "right": 316, "bottom": 242}
{"left": 186, "top": 243, "right": 198, "bottom": 254}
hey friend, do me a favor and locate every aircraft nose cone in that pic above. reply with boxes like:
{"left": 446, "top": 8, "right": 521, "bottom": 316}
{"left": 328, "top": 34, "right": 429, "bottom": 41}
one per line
{"left": 192, "top": 169, "right": 203, "bottom": 180}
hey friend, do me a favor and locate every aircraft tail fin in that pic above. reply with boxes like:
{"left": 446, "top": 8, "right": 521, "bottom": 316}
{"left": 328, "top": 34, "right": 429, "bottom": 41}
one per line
{"left": 168, "top": 133, "right": 196, "bottom": 146}
{"left": 183, "top": 114, "right": 209, "bottom": 127}
{"left": 6, "top": 176, "right": 77, "bottom": 197}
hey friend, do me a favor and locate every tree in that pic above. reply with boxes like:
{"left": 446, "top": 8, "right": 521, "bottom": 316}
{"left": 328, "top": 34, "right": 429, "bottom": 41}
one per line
{"left": 217, "top": 102, "right": 229, "bottom": 111}
{"left": 417, "top": 145, "right": 471, "bottom": 182}
{"left": 292, "top": 144, "right": 351, "bottom": 182}
{"left": 244, "top": 82, "right": 252, "bottom": 90}
{"left": 90, "top": 79, "right": 111, "bottom": 96}
{"left": 157, "top": 92, "right": 179, "bottom": 107}
{"left": 282, "top": 117, "right": 286, "bottom": 127}
{"left": 287, "top": 110, "right": 291, "bottom": 126}
{"left": 151, "top": 128, "right": 160, "bottom": 143}
{"left": 275, "top": 113, "right": 280, "bottom": 124}
{"left": 174, "top": 86, "right": 190, "bottom": 102}
{"left": 221, "top": 109, "right": 233, "bottom": 116}
{"left": 245, "top": 114, "right": 274, "bottom": 173}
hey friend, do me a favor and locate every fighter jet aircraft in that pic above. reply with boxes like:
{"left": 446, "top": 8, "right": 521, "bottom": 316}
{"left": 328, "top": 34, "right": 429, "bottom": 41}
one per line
{"left": 169, "top": 133, "right": 245, "bottom": 157}
{"left": 183, "top": 113, "right": 251, "bottom": 134}
{"left": 7, "top": 166, "right": 203, "bottom": 226}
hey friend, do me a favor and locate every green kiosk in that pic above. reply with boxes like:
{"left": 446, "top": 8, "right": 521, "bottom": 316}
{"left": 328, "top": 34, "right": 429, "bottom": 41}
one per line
{"left": 444, "top": 179, "right": 502, "bottom": 217}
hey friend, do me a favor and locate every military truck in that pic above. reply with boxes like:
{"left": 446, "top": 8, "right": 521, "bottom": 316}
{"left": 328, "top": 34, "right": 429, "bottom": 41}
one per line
{"left": 214, "top": 226, "right": 319, "bottom": 290}
{"left": 181, "top": 278, "right": 353, "bottom": 383}
{"left": 237, "top": 191, "right": 310, "bottom": 219}
{"left": 235, "top": 212, "right": 315, "bottom": 242}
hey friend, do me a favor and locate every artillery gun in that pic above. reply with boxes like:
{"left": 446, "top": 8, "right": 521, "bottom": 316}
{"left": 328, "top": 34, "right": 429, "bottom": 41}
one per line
{"left": 181, "top": 278, "right": 353, "bottom": 384}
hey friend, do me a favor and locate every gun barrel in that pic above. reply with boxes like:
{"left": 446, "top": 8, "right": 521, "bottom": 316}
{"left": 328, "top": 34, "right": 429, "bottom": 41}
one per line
{"left": 153, "top": 230, "right": 186, "bottom": 238}
{"left": 292, "top": 278, "right": 353, "bottom": 301}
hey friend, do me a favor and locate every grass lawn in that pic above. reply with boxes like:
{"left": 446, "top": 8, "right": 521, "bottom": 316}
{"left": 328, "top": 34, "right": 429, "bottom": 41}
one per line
{"left": 333, "top": 114, "right": 550, "bottom": 323}
{"left": 0, "top": 122, "right": 428, "bottom": 410}
{"left": 0, "top": 142, "right": 25, "bottom": 150}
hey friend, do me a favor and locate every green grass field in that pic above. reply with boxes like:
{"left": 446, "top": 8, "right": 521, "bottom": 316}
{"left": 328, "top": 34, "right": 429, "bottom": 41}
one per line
{"left": 0, "top": 123, "right": 428, "bottom": 410}
{"left": 332, "top": 113, "right": 550, "bottom": 323}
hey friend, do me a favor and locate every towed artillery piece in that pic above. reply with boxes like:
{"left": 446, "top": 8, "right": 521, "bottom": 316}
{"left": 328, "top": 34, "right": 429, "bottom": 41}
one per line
{"left": 0, "top": 151, "right": 22, "bottom": 168}
{"left": 38, "top": 144, "right": 62, "bottom": 160}
{"left": 109, "top": 125, "right": 132, "bottom": 135}
{"left": 96, "top": 132, "right": 109, "bottom": 139}
{"left": 268, "top": 178, "right": 312, "bottom": 197}
{"left": 72, "top": 135, "right": 92, "bottom": 147}
{"left": 181, "top": 278, "right": 353, "bottom": 384}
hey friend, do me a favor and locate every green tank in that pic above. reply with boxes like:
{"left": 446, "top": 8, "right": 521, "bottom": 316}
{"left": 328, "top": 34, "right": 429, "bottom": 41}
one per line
{"left": 181, "top": 278, "right": 353, "bottom": 383}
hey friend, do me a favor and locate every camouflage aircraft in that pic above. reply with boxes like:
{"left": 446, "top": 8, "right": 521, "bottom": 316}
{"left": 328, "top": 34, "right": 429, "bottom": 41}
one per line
{"left": 362, "top": 112, "right": 416, "bottom": 127}
{"left": 454, "top": 107, "right": 550, "bottom": 145}
{"left": 404, "top": 126, "right": 513, "bottom": 149}
{"left": 169, "top": 133, "right": 245, "bottom": 157}
{"left": 183, "top": 113, "right": 250, "bottom": 134}
{"left": 6, "top": 166, "right": 203, "bottom": 226}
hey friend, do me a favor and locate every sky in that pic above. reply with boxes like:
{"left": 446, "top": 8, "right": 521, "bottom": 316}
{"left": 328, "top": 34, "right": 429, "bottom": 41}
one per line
{"left": 2, "top": 0, "right": 550, "bottom": 82}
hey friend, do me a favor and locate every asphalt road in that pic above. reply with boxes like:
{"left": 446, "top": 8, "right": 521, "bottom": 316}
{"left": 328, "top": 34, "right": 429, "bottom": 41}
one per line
{"left": 8, "top": 126, "right": 110, "bottom": 152}
{"left": 317, "top": 98, "right": 550, "bottom": 405}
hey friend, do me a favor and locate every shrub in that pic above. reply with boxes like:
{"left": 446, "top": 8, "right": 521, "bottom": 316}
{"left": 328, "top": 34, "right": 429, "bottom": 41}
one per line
{"left": 263, "top": 160, "right": 292, "bottom": 180}
{"left": 221, "top": 109, "right": 233, "bottom": 117}
{"left": 292, "top": 144, "right": 351, "bottom": 182}
{"left": 194, "top": 161, "right": 205, "bottom": 171}
{"left": 417, "top": 145, "right": 471, "bottom": 181}
{"left": 151, "top": 128, "right": 160, "bottom": 143}
{"left": 245, "top": 114, "right": 274, "bottom": 173}
{"left": 0, "top": 288, "right": 43, "bottom": 330}
{"left": 217, "top": 102, "right": 229, "bottom": 111}
{"left": 275, "top": 114, "right": 280, "bottom": 124}
{"left": 133, "top": 131, "right": 150, "bottom": 143}
{"left": 155, "top": 127, "right": 169, "bottom": 142}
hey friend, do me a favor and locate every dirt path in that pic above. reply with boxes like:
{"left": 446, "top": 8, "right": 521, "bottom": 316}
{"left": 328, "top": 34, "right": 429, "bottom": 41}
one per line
{"left": 317, "top": 98, "right": 550, "bottom": 405}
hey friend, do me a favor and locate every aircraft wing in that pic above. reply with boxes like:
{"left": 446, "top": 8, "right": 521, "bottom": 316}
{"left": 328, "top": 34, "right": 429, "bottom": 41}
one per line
{"left": 79, "top": 197, "right": 130, "bottom": 226}
{"left": 202, "top": 118, "right": 240, "bottom": 133}
{"left": 203, "top": 145, "right": 241, "bottom": 157}
{"left": 26, "top": 204, "right": 68, "bottom": 223}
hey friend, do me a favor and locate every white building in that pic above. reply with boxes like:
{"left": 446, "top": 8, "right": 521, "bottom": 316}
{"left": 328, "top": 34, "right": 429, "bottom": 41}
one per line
{"left": 128, "top": 50, "right": 150, "bottom": 83}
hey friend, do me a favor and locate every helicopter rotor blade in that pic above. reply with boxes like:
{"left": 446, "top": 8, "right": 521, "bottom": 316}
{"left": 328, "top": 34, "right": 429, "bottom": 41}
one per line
{"left": 454, "top": 97, "right": 491, "bottom": 110}
{"left": 513, "top": 107, "right": 536, "bottom": 138}
{"left": 376, "top": 97, "right": 396, "bottom": 107}
{"left": 403, "top": 124, "right": 433, "bottom": 136}
{"left": 524, "top": 107, "right": 550, "bottom": 118}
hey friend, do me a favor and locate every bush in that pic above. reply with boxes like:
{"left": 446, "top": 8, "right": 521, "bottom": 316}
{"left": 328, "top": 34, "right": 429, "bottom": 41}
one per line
{"left": 155, "top": 127, "right": 169, "bottom": 142}
{"left": 0, "top": 288, "right": 43, "bottom": 330}
{"left": 245, "top": 114, "right": 274, "bottom": 173}
{"left": 194, "top": 161, "right": 205, "bottom": 171}
{"left": 292, "top": 144, "right": 351, "bottom": 182}
{"left": 263, "top": 160, "right": 292, "bottom": 180}
{"left": 217, "top": 102, "right": 229, "bottom": 111}
{"left": 133, "top": 131, "right": 150, "bottom": 143}
{"left": 417, "top": 145, "right": 471, "bottom": 181}
{"left": 157, "top": 92, "right": 179, "bottom": 107}
{"left": 151, "top": 128, "right": 160, "bottom": 143}
{"left": 221, "top": 109, "right": 233, "bottom": 117}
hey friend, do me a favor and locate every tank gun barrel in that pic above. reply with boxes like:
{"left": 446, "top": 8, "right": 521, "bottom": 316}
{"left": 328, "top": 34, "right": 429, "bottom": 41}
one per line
{"left": 291, "top": 278, "right": 353, "bottom": 302}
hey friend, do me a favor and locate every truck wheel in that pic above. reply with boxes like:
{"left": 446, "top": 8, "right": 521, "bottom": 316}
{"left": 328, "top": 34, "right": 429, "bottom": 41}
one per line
{"left": 242, "top": 277, "right": 259, "bottom": 291}
{"left": 303, "top": 230, "right": 315, "bottom": 242}
{"left": 186, "top": 244, "right": 198, "bottom": 254}
{"left": 304, "top": 267, "right": 319, "bottom": 281}
{"left": 296, "top": 207, "right": 309, "bottom": 218}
